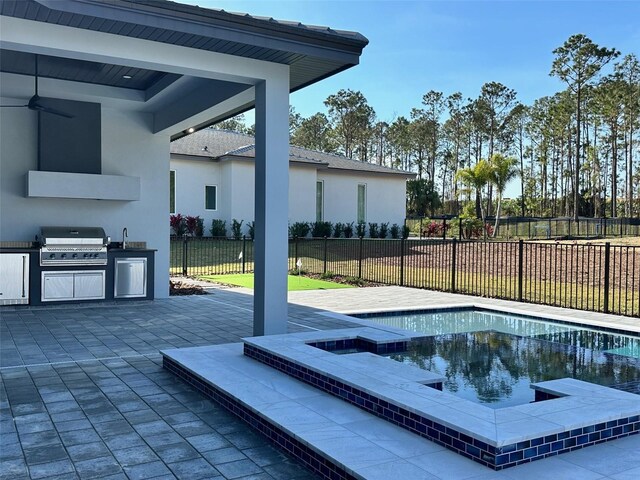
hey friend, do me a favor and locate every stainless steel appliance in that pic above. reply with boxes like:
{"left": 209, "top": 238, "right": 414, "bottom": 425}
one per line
{"left": 39, "top": 226, "right": 108, "bottom": 266}
{"left": 38, "top": 226, "right": 108, "bottom": 302}
{"left": 114, "top": 257, "right": 147, "bottom": 298}
{"left": 0, "top": 253, "right": 29, "bottom": 305}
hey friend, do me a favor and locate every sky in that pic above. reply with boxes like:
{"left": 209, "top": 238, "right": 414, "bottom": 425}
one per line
{"left": 185, "top": 0, "right": 639, "bottom": 121}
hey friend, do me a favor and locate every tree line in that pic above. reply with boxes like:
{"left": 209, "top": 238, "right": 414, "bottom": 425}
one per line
{"left": 218, "top": 34, "right": 639, "bottom": 220}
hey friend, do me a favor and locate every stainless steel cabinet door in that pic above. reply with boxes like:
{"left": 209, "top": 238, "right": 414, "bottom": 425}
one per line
{"left": 42, "top": 273, "right": 74, "bottom": 301}
{"left": 114, "top": 258, "right": 147, "bottom": 298}
{"left": 73, "top": 272, "right": 105, "bottom": 299}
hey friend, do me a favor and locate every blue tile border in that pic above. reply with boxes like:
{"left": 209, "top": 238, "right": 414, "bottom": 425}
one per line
{"left": 162, "top": 356, "right": 358, "bottom": 480}
{"left": 244, "top": 343, "right": 640, "bottom": 470}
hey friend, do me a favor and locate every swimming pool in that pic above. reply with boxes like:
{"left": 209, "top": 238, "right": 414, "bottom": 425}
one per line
{"left": 356, "top": 308, "right": 640, "bottom": 408}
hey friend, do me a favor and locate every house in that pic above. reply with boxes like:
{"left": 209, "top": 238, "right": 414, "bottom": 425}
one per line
{"left": 170, "top": 129, "right": 414, "bottom": 233}
{"left": 0, "top": 0, "right": 367, "bottom": 335}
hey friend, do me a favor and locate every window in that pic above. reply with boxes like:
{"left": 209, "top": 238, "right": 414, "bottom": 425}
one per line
{"left": 357, "top": 183, "right": 366, "bottom": 224}
{"left": 205, "top": 185, "right": 217, "bottom": 210}
{"left": 169, "top": 170, "right": 176, "bottom": 214}
{"left": 316, "top": 181, "right": 324, "bottom": 222}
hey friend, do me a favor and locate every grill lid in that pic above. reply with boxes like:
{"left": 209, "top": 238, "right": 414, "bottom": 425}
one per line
{"left": 39, "top": 226, "right": 108, "bottom": 246}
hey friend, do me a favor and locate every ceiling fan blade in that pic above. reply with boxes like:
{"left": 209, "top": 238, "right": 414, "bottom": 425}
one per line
{"left": 28, "top": 94, "right": 75, "bottom": 119}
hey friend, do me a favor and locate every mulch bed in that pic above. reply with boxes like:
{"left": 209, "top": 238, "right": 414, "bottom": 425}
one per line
{"left": 169, "top": 280, "right": 208, "bottom": 296}
{"left": 300, "top": 273, "right": 382, "bottom": 288}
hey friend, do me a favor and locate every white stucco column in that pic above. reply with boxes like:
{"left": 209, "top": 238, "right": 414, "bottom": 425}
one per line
{"left": 253, "top": 74, "right": 290, "bottom": 336}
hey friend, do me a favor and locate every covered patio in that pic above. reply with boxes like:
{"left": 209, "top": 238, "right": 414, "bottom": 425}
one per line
{"left": 0, "top": 0, "right": 367, "bottom": 335}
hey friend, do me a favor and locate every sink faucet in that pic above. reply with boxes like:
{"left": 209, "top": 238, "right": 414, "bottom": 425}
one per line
{"left": 122, "top": 227, "right": 128, "bottom": 249}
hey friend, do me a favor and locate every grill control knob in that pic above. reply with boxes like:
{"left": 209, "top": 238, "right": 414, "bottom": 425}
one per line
{"left": 84, "top": 253, "right": 89, "bottom": 258}
{"left": 72, "top": 254, "right": 78, "bottom": 258}
{"left": 49, "top": 253, "right": 56, "bottom": 259}
{"left": 61, "top": 254, "right": 67, "bottom": 259}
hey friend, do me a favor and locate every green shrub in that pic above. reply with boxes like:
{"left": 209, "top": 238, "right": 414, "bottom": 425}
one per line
{"left": 379, "top": 222, "right": 389, "bottom": 239}
{"left": 288, "top": 268, "right": 307, "bottom": 276}
{"left": 320, "top": 271, "right": 335, "bottom": 280}
{"left": 356, "top": 222, "right": 366, "bottom": 238}
{"left": 332, "top": 222, "right": 344, "bottom": 238}
{"left": 311, "top": 221, "right": 332, "bottom": 238}
{"left": 402, "top": 225, "right": 410, "bottom": 239}
{"left": 289, "top": 221, "right": 310, "bottom": 238}
{"left": 210, "top": 219, "right": 227, "bottom": 237}
{"left": 344, "top": 276, "right": 367, "bottom": 287}
{"left": 368, "top": 223, "right": 379, "bottom": 238}
{"left": 231, "top": 219, "right": 243, "bottom": 240}
{"left": 390, "top": 223, "right": 400, "bottom": 239}
{"left": 343, "top": 222, "right": 354, "bottom": 238}
{"left": 247, "top": 221, "right": 255, "bottom": 240}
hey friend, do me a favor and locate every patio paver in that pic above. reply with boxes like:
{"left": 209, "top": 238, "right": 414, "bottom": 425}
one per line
{"left": 1, "top": 285, "right": 639, "bottom": 479}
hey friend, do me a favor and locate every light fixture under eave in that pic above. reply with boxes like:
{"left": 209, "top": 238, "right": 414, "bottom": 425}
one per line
{"left": 122, "top": 75, "right": 133, "bottom": 79}
{"left": 187, "top": 127, "right": 195, "bottom": 133}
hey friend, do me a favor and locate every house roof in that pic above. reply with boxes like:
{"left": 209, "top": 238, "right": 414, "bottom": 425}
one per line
{"left": 171, "top": 129, "right": 416, "bottom": 177}
{"left": 1, "top": 1, "right": 368, "bottom": 137}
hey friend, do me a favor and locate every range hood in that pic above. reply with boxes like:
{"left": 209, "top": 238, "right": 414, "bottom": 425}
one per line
{"left": 25, "top": 98, "right": 140, "bottom": 201}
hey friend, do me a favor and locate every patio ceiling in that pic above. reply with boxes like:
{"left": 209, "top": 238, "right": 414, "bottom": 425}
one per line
{"left": 0, "top": 0, "right": 368, "bottom": 137}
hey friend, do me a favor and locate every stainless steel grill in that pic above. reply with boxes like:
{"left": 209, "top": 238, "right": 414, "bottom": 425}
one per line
{"left": 39, "top": 226, "right": 109, "bottom": 266}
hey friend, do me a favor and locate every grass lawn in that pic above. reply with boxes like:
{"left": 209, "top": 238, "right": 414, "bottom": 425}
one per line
{"left": 199, "top": 274, "right": 354, "bottom": 291}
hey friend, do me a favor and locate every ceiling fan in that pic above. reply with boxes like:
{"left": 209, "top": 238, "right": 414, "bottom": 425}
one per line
{"left": 0, "top": 55, "right": 74, "bottom": 119}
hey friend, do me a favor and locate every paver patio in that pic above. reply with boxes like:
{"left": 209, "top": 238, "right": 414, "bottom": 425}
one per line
{"left": 1, "top": 285, "right": 639, "bottom": 479}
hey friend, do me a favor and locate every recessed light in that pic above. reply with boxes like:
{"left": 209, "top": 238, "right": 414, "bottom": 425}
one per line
{"left": 187, "top": 127, "right": 195, "bottom": 133}
{"left": 122, "top": 75, "right": 132, "bottom": 79}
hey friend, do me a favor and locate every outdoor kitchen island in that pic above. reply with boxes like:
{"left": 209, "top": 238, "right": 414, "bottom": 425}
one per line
{"left": 0, "top": 244, "right": 154, "bottom": 306}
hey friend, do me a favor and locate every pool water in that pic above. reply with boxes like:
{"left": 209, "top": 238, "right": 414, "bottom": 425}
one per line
{"left": 358, "top": 309, "right": 640, "bottom": 408}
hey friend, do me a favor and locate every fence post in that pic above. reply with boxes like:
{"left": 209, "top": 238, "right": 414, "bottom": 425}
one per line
{"left": 294, "top": 236, "right": 299, "bottom": 270}
{"left": 568, "top": 219, "right": 571, "bottom": 237}
{"left": 323, "top": 236, "right": 328, "bottom": 274}
{"left": 182, "top": 234, "right": 188, "bottom": 276}
{"left": 358, "top": 236, "right": 364, "bottom": 279}
{"left": 603, "top": 242, "right": 610, "bottom": 313}
{"left": 451, "top": 238, "right": 457, "bottom": 293}
{"left": 399, "top": 238, "right": 405, "bottom": 286}
{"left": 242, "top": 236, "right": 246, "bottom": 274}
{"left": 518, "top": 239, "right": 524, "bottom": 302}
{"left": 459, "top": 217, "right": 462, "bottom": 240}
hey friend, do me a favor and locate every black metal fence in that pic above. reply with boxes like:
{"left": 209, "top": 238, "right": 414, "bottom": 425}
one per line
{"left": 406, "top": 216, "right": 640, "bottom": 240}
{"left": 170, "top": 236, "right": 640, "bottom": 318}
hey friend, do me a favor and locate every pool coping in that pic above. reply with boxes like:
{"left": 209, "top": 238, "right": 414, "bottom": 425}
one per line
{"left": 243, "top": 325, "right": 640, "bottom": 469}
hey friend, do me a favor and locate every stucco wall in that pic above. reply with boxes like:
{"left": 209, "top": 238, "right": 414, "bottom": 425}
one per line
{"left": 318, "top": 170, "right": 408, "bottom": 227}
{"left": 171, "top": 157, "right": 316, "bottom": 234}
{"left": 170, "top": 156, "right": 408, "bottom": 233}
{"left": 0, "top": 100, "right": 170, "bottom": 298}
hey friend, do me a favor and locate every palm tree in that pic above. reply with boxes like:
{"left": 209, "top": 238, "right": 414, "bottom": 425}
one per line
{"left": 489, "top": 153, "right": 519, "bottom": 237}
{"left": 455, "top": 159, "right": 493, "bottom": 226}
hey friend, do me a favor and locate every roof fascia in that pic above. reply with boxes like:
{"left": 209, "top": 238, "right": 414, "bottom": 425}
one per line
{"left": 33, "top": 0, "right": 366, "bottom": 62}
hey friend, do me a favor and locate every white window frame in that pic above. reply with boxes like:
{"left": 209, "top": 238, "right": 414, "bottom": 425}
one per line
{"left": 205, "top": 185, "right": 218, "bottom": 211}
{"left": 169, "top": 170, "right": 176, "bottom": 214}
{"left": 357, "top": 183, "right": 367, "bottom": 224}
{"left": 316, "top": 180, "right": 324, "bottom": 222}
